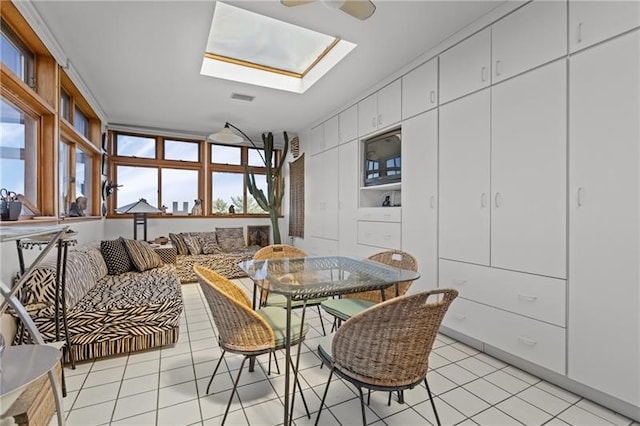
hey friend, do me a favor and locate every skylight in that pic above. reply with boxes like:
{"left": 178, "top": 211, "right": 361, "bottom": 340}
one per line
{"left": 201, "top": 2, "right": 356, "bottom": 93}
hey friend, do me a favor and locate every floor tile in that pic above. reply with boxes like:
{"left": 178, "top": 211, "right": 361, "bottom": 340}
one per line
{"left": 472, "top": 407, "right": 522, "bottom": 425}
{"left": 110, "top": 410, "right": 157, "bottom": 425}
{"left": 118, "top": 373, "right": 159, "bottom": 398}
{"left": 380, "top": 407, "right": 434, "bottom": 426}
{"left": 73, "top": 381, "right": 120, "bottom": 409}
{"left": 127, "top": 349, "right": 160, "bottom": 365}
{"left": 463, "top": 378, "right": 511, "bottom": 405}
{"left": 65, "top": 400, "right": 115, "bottom": 426}
{"left": 161, "top": 352, "right": 194, "bottom": 371}
{"left": 156, "top": 398, "right": 202, "bottom": 426}
{"left": 65, "top": 361, "right": 93, "bottom": 377}
{"left": 575, "top": 399, "right": 634, "bottom": 425}
{"left": 425, "top": 371, "right": 458, "bottom": 396}
{"left": 474, "top": 353, "right": 508, "bottom": 369}
{"left": 535, "top": 381, "right": 581, "bottom": 404}
{"left": 558, "top": 405, "right": 619, "bottom": 425}
{"left": 112, "top": 389, "right": 158, "bottom": 421}
{"left": 158, "top": 380, "right": 198, "bottom": 408}
{"left": 518, "top": 386, "right": 572, "bottom": 416}
{"left": 327, "top": 397, "right": 380, "bottom": 425}
{"left": 123, "top": 359, "right": 160, "bottom": 380}
{"left": 429, "top": 352, "right": 453, "bottom": 369}
{"left": 484, "top": 370, "right": 531, "bottom": 394}
{"left": 450, "top": 342, "right": 480, "bottom": 356}
{"left": 159, "top": 364, "right": 196, "bottom": 388}
{"left": 496, "top": 396, "right": 553, "bottom": 425}
{"left": 89, "top": 355, "right": 128, "bottom": 372}
{"left": 243, "top": 397, "right": 288, "bottom": 425}
{"left": 82, "top": 366, "right": 125, "bottom": 388}
{"left": 436, "top": 345, "right": 471, "bottom": 363}
{"left": 439, "top": 387, "right": 490, "bottom": 417}
{"left": 414, "top": 397, "right": 466, "bottom": 426}
{"left": 64, "top": 373, "right": 87, "bottom": 392}
{"left": 199, "top": 390, "right": 239, "bottom": 421}
{"left": 456, "top": 357, "right": 498, "bottom": 377}
{"left": 503, "top": 365, "right": 541, "bottom": 385}
{"left": 188, "top": 328, "right": 216, "bottom": 342}
{"left": 435, "top": 363, "right": 478, "bottom": 386}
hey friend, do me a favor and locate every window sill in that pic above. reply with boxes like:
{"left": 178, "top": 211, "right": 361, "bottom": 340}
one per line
{"left": 0, "top": 216, "right": 103, "bottom": 226}
{"left": 105, "top": 214, "right": 280, "bottom": 219}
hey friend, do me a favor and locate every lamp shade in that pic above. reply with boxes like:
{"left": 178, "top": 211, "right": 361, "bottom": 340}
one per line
{"left": 116, "top": 198, "right": 160, "bottom": 214}
{"left": 208, "top": 126, "right": 244, "bottom": 144}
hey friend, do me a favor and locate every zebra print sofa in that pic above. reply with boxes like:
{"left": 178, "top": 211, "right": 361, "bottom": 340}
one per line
{"left": 15, "top": 244, "right": 183, "bottom": 363}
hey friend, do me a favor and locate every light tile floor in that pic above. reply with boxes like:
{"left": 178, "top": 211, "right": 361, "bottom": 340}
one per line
{"left": 54, "top": 279, "right": 638, "bottom": 426}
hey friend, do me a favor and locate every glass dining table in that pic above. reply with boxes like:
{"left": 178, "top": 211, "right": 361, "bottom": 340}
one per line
{"left": 239, "top": 255, "right": 421, "bottom": 426}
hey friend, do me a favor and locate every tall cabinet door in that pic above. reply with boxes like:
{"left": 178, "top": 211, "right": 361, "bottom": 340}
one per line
{"left": 321, "top": 146, "right": 340, "bottom": 241}
{"left": 569, "top": 31, "right": 640, "bottom": 406}
{"left": 402, "top": 110, "right": 438, "bottom": 291}
{"left": 306, "top": 154, "right": 323, "bottom": 238}
{"left": 491, "top": 60, "right": 567, "bottom": 278}
{"left": 439, "top": 89, "right": 491, "bottom": 265}
{"left": 338, "top": 139, "right": 359, "bottom": 257}
{"left": 569, "top": 0, "right": 640, "bottom": 53}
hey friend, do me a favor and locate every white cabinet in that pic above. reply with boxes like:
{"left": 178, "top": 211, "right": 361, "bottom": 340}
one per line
{"left": 401, "top": 110, "right": 438, "bottom": 292}
{"left": 439, "top": 28, "right": 491, "bottom": 104}
{"left": 307, "top": 124, "right": 324, "bottom": 156}
{"left": 443, "top": 297, "right": 566, "bottom": 374}
{"left": 357, "top": 221, "right": 401, "bottom": 250}
{"left": 569, "top": 0, "right": 640, "bottom": 53}
{"left": 569, "top": 31, "right": 640, "bottom": 406}
{"left": 338, "top": 139, "right": 359, "bottom": 257}
{"left": 402, "top": 58, "right": 438, "bottom": 119}
{"left": 358, "top": 79, "right": 402, "bottom": 136}
{"left": 323, "top": 115, "right": 339, "bottom": 151}
{"left": 439, "top": 89, "right": 491, "bottom": 265}
{"left": 492, "top": 0, "right": 567, "bottom": 83}
{"left": 307, "top": 147, "right": 339, "bottom": 241}
{"left": 339, "top": 104, "right": 358, "bottom": 144}
{"left": 491, "top": 60, "right": 566, "bottom": 278}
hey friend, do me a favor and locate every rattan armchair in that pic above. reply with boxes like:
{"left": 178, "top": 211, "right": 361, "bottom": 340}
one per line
{"left": 315, "top": 289, "right": 458, "bottom": 426}
{"left": 193, "top": 265, "right": 310, "bottom": 424}
{"left": 253, "top": 244, "right": 328, "bottom": 335}
{"left": 321, "top": 250, "right": 418, "bottom": 326}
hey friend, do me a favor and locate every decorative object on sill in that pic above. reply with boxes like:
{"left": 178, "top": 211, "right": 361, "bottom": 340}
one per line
{"left": 228, "top": 205, "right": 235, "bottom": 215}
{"left": 68, "top": 196, "right": 87, "bottom": 217}
{"left": 0, "top": 188, "right": 21, "bottom": 221}
{"left": 191, "top": 199, "right": 203, "bottom": 216}
{"left": 101, "top": 180, "right": 122, "bottom": 200}
{"left": 172, "top": 201, "right": 189, "bottom": 216}
{"left": 160, "top": 205, "right": 168, "bottom": 215}
{"left": 208, "top": 123, "right": 289, "bottom": 244}
{"left": 16, "top": 194, "right": 41, "bottom": 216}
{"left": 117, "top": 198, "right": 161, "bottom": 241}
{"left": 154, "top": 236, "right": 169, "bottom": 245}
{"left": 290, "top": 136, "right": 300, "bottom": 158}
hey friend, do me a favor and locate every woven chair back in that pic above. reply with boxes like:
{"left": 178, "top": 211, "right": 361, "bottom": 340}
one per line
{"left": 194, "top": 265, "right": 274, "bottom": 353}
{"left": 343, "top": 250, "right": 418, "bottom": 303}
{"left": 332, "top": 289, "right": 458, "bottom": 388}
{"left": 253, "top": 244, "right": 308, "bottom": 261}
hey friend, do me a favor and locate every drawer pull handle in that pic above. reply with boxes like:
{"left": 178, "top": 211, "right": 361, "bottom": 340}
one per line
{"left": 452, "top": 279, "right": 467, "bottom": 286}
{"left": 517, "top": 336, "right": 538, "bottom": 347}
{"left": 430, "top": 90, "right": 436, "bottom": 104}
{"left": 577, "top": 22, "right": 583, "bottom": 44}
{"left": 577, "top": 187, "right": 584, "bottom": 207}
{"left": 517, "top": 293, "right": 538, "bottom": 302}
{"left": 495, "top": 60, "right": 502, "bottom": 76}
{"left": 430, "top": 196, "right": 435, "bottom": 209}
{"left": 481, "top": 192, "right": 487, "bottom": 208}
{"left": 453, "top": 314, "right": 467, "bottom": 321}
{"left": 481, "top": 66, "right": 488, "bottom": 82}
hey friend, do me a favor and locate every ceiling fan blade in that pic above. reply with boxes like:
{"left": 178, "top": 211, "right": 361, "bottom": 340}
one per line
{"left": 281, "top": 0, "right": 316, "bottom": 6}
{"left": 339, "top": 0, "right": 376, "bottom": 20}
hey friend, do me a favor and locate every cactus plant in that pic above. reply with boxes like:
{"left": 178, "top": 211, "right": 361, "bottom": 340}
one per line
{"left": 245, "top": 131, "right": 289, "bottom": 244}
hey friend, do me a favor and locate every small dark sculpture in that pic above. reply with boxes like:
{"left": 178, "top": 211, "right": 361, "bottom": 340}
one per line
{"left": 228, "top": 205, "right": 235, "bottom": 214}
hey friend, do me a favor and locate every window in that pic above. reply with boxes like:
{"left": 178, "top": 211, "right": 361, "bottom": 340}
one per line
{"left": 248, "top": 148, "right": 268, "bottom": 167}
{"left": 211, "top": 145, "right": 240, "bottom": 165}
{"left": 116, "top": 166, "right": 159, "bottom": 208}
{"left": 212, "top": 172, "right": 244, "bottom": 213}
{"left": 60, "top": 89, "right": 70, "bottom": 121}
{"left": 59, "top": 141, "right": 70, "bottom": 215}
{"left": 116, "top": 134, "right": 155, "bottom": 158}
{"left": 75, "top": 147, "right": 92, "bottom": 204}
{"left": 59, "top": 140, "right": 93, "bottom": 216}
{"left": 161, "top": 168, "right": 198, "bottom": 213}
{"left": 73, "top": 106, "right": 89, "bottom": 139}
{"left": 0, "top": 98, "right": 37, "bottom": 204}
{"left": 164, "top": 140, "right": 199, "bottom": 162}
{"left": 0, "top": 19, "right": 34, "bottom": 87}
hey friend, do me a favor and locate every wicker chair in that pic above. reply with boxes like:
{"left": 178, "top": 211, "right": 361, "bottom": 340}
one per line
{"left": 315, "top": 289, "right": 458, "bottom": 426}
{"left": 321, "top": 250, "right": 418, "bottom": 326}
{"left": 193, "top": 265, "right": 310, "bottom": 424}
{"left": 253, "top": 244, "right": 328, "bottom": 335}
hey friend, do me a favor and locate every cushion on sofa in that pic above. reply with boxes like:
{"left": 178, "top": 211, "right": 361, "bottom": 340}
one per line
{"left": 169, "top": 233, "right": 189, "bottom": 255}
{"left": 182, "top": 233, "right": 202, "bottom": 255}
{"left": 197, "top": 232, "right": 222, "bottom": 254}
{"left": 101, "top": 239, "right": 133, "bottom": 275}
{"left": 215, "top": 227, "right": 246, "bottom": 252}
{"left": 122, "top": 238, "right": 164, "bottom": 272}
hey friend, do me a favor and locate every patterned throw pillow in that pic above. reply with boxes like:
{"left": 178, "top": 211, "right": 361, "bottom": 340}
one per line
{"left": 197, "top": 232, "right": 222, "bottom": 255}
{"left": 169, "top": 233, "right": 189, "bottom": 255}
{"left": 216, "top": 227, "right": 246, "bottom": 252}
{"left": 182, "top": 233, "right": 202, "bottom": 255}
{"left": 100, "top": 239, "right": 133, "bottom": 275}
{"left": 121, "top": 238, "right": 164, "bottom": 272}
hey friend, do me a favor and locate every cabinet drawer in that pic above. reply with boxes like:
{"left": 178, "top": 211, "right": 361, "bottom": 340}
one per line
{"left": 443, "top": 298, "right": 566, "bottom": 374}
{"left": 439, "top": 259, "right": 566, "bottom": 326}
{"left": 357, "top": 221, "right": 401, "bottom": 250}
{"left": 357, "top": 207, "right": 401, "bottom": 222}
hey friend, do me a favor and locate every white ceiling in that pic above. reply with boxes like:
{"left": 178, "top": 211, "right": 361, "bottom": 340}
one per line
{"left": 31, "top": 0, "right": 506, "bottom": 142}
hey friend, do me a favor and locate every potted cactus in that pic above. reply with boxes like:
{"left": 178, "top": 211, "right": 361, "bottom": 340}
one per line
{"left": 246, "top": 131, "right": 289, "bottom": 244}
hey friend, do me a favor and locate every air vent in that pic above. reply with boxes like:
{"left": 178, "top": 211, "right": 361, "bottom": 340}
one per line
{"left": 231, "top": 93, "right": 255, "bottom": 102}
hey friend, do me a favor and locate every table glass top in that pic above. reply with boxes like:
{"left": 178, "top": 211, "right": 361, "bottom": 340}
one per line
{"left": 239, "top": 256, "right": 420, "bottom": 299}
{"left": 0, "top": 225, "right": 67, "bottom": 243}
